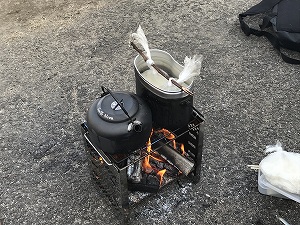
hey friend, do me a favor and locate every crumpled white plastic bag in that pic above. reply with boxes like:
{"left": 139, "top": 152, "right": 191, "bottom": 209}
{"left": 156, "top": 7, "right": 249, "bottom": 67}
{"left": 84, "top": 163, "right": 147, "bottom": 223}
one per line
{"left": 259, "top": 141, "right": 300, "bottom": 195}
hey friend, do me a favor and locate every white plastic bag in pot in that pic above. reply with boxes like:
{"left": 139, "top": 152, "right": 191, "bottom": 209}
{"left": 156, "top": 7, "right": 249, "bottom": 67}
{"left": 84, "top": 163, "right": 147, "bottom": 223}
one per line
{"left": 259, "top": 141, "right": 300, "bottom": 195}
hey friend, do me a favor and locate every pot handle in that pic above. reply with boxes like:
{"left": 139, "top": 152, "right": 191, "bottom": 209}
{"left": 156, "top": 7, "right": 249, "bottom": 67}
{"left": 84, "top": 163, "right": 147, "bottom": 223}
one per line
{"left": 101, "top": 86, "right": 135, "bottom": 124}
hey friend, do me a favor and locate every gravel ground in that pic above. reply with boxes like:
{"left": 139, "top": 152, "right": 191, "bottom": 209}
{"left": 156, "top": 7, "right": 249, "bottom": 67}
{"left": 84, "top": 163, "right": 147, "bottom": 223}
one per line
{"left": 0, "top": 0, "right": 299, "bottom": 224}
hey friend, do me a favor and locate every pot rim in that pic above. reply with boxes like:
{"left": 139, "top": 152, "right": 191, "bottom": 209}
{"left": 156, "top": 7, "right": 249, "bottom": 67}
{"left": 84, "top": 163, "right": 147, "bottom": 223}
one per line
{"left": 134, "top": 49, "right": 193, "bottom": 97}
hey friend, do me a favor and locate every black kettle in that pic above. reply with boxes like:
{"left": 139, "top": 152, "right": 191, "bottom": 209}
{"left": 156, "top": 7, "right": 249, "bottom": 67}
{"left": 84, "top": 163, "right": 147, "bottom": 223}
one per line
{"left": 86, "top": 86, "right": 152, "bottom": 154}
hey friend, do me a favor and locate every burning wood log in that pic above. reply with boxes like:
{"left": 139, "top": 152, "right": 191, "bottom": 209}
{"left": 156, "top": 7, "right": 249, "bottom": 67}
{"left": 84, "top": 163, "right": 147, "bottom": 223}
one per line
{"left": 153, "top": 141, "right": 194, "bottom": 176}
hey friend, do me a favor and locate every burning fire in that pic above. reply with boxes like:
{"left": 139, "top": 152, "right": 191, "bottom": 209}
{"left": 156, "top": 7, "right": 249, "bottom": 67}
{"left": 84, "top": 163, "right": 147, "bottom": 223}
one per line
{"left": 141, "top": 128, "right": 185, "bottom": 186}
{"left": 156, "top": 128, "right": 176, "bottom": 149}
{"left": 180, "top": 143, "right": 185, "bottom": 155}
{"left": 142, "top": 137, "right": 154, "bottom": 174}
{"left": 157, "top": 169, "right": 166, "bottom": 185}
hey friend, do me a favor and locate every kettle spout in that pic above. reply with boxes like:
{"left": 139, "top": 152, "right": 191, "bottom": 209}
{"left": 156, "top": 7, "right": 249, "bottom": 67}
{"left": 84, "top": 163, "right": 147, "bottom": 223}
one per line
{"left": 128, "top": 121, "right": 143, "bottom": 133}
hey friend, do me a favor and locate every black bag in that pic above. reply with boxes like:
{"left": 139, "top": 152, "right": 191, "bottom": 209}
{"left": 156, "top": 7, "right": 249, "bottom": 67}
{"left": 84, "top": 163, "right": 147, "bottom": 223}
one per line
{"left": 239, "top": 0, "right": 300, "bottom": 64}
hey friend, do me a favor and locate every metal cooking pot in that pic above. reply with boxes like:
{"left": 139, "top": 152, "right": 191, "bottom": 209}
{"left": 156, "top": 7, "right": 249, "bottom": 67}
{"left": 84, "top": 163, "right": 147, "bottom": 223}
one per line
{"left": 86, "top": 86, "right": 152, "bottom": 154}
{"left": 134, "top": 49, "right": 194, "bottom": 131}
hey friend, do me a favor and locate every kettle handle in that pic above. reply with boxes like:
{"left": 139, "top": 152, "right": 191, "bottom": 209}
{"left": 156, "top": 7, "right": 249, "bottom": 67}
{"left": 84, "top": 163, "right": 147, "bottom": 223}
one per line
{"left": 101, "top": 86, "right": 135, "bottom": 124}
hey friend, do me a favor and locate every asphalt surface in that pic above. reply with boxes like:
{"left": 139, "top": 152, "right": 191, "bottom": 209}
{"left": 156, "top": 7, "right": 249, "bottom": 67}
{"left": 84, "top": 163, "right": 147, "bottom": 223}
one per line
{"left": 0, "top": 0, "right": 299, "bottom": 224}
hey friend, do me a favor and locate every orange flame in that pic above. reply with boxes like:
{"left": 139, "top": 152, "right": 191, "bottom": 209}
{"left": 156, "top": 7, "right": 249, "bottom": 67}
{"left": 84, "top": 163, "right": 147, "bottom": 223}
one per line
{"left": 142, "top": 137, "right": 153, "bottom": 173}
{"left": 157, "top": 169, "right": 167, "bottom": 185}
{"left": 150, "top": 155, "right": 165, "bottom": 162}
{"left": 172, "top": 140, "right": 176, "bottom": 150}
{"left": 157, "top": 128, "right": 175, "bottom": 140}
{"left": 157, "top": 128, "right": 177, "bottom": 149}
{"left": 180, "top": 143, "right": 185, "bottom": 155}
{"left": 141, "top": 128, "right": 185, "bottom": 186}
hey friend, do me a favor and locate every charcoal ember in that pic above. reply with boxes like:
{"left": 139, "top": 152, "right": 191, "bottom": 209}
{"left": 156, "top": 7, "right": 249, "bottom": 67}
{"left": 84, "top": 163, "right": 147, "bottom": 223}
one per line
{"left": 146, "top": 174, "right": 159, "bottom": 186}
{"left": 141, "top": 173, "right": 147, "bottom": 183}
{"left": 128, "top": 173, "right": 160, "bottom": 193}
{"left": 150, "top": 160, "right": 164, "bottom": 170}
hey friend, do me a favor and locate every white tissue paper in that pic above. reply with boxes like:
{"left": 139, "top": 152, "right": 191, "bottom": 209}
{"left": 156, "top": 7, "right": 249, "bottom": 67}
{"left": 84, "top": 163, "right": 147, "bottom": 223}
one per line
{"left": 131, "top": 25, "right": 152, "bottom": 66}
{"left": 141, "top": 54, "right": 203, "bottom": 92}
{"left": 259, "top": 141, "right": 300, "bottom": 195}
{"left": 176, "top": 55, "right": 203, "bottom": 84}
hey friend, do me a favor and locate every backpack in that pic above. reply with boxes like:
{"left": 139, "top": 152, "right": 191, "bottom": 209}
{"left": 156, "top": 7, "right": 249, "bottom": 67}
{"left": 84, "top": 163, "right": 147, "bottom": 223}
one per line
{"left": 239, "top": 0, "right": 300, "bottom": 64}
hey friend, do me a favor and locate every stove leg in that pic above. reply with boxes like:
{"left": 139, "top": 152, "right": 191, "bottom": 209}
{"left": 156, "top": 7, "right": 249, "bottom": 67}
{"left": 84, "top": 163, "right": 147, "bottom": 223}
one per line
{"left": 119, "top": 169, "right": 129, "bottom": 209}
{"left": 193, "top": 122, "right": 204, "bottom": 183}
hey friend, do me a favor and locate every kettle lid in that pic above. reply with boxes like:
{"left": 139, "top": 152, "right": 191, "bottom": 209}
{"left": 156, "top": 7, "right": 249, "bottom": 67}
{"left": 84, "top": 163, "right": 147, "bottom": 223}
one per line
{"left": 96, "top": 92, "right": 139, "bottom": 122}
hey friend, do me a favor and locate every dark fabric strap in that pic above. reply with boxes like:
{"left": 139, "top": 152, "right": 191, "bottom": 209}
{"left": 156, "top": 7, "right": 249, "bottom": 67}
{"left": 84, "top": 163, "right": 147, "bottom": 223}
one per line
{"left": 239, "top": 0, "right": 300, "bottom": 64}
{"left": 240, "top": 0, "right": 281, "bottom": 16}
{"left": 260, "top": 13, "right": 276, "bottom": 30}
{"left": 239, "top": 0, "right": 281, "bottom": 36}
{"left": 261, "top": 30, "right": 300, "bottom": 64}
